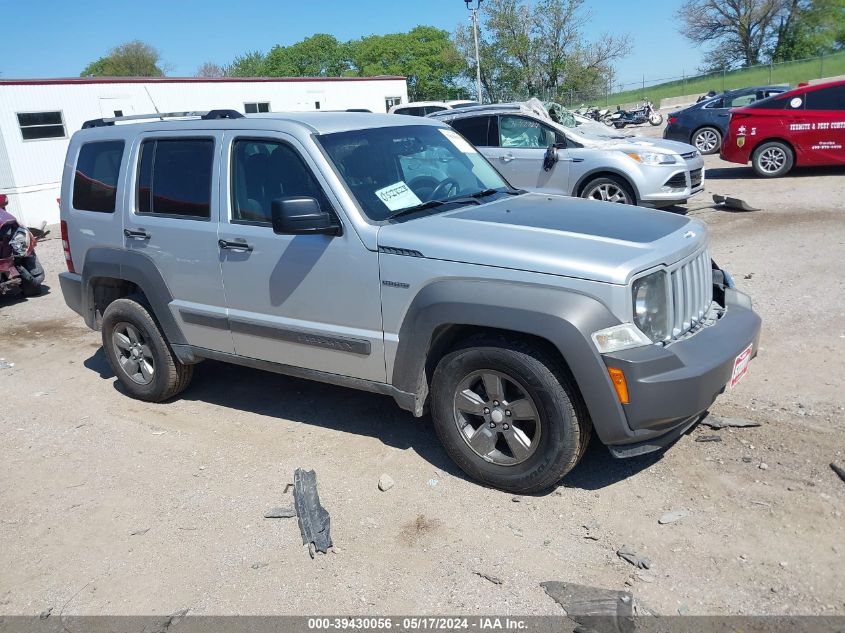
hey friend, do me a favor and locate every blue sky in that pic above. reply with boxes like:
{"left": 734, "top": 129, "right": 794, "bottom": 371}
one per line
{"left": 3, "top": 0, "right": 702, "bottom": 89}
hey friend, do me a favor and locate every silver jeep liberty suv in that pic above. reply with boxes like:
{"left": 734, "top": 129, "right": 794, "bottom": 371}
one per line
{"left": 59, "top": 109, "right": 761, "bottom": 493}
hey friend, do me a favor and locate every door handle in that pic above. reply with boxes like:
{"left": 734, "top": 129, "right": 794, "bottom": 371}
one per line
{"left": 499, "top": 153, "right": 515, "bottom": 163}
{"left": 124, "top": 228, "right": 151, "bottom": 240}
{"left": 218, "top": 239, "right": 253, "bottom": 252}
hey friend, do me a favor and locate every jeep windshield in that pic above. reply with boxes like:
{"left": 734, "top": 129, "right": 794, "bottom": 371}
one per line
{"left": 316, "top": 124, "right": 513, "bottom": 221}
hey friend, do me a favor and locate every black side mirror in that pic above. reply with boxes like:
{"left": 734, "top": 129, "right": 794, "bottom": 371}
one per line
{"left": 543, "top": 144, "right": 565, "bottom": 171}
{"left": 271, "top": 197, "right": 341, "bottom": 236}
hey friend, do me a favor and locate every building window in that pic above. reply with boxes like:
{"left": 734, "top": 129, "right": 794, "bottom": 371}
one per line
{"left": 244, "top": 102, "right": 270, "bottom": 114}
{"left": 385, "top": 96, "right": 402, "bottom": 112}
{"left": 137, "top": 139, "right": 214, "bottom": 219}
{"left": 315, "top": 101, "right": 321, "bottom": 110}
{"left": 17, "top": 111, "right": 66, "bottom": 141}
{"left": 73, "top": 141, "right": 125, "bottom": 213}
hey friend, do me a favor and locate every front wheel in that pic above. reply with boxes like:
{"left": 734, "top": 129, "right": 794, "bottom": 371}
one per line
{"left": 752, "top": 141, "right": 794, "bottom": 178}
{"left": 581, "top": 176, "right": 635, "bottom": 205}
{"left": 649, "top": 112, "right": 663, "bottom": 126}
{"left": 101, "top": 296, "right": 194, "bottom": 402}
{"left": 430, "top": 337, "right": 590, "bottom": 493}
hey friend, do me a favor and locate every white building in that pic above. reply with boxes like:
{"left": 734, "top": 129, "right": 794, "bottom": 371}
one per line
{"left": 0, "top": 76, "right": 408, "bottom": 226}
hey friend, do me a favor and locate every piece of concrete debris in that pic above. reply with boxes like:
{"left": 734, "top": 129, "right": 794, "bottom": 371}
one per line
{"left": 38, "top": 607, "right": 52, "bottom": 620}
{"left": 378, "top": 473, "right": 395, "bottom": 492}
{"left": 695, "top": 435, "right": 722, "bottom": 443}
{"left": 264, "top": 505, "right": 297, "bottom": 519}
{"left": 130, "top": 527, "right": 150, "bottom": 536}
{"left": 293, "top": 468, "right": 332, "bottom": 556}
{"left": 474, "top": 571, "right": 503, "bottom": 585}
{"left": 830, "top": 462, "right": 845, "bottom": 483}
{"left": 251, "top": 561, "right": 269, "bottom": 570}
{"left": 658, "top": 510, "right": 688, "bottom": 525}
{"left": 541, "top": 581, "right": 634, "bottom": 633}
{"left": 0, "top": 360, "right": 13, "bottom": 370}
{"left": 617, "top": 546, "right": 651, "bottom": 570}
{"left": 701, "top": 416, "right": 761, "bottom": 430}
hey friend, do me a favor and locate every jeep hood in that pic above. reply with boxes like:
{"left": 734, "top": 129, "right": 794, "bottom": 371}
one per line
{"left": 377, "top": 193, "right": 706, "bottom": 285}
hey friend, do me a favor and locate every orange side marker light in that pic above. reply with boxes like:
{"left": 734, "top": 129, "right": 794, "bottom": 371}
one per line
{"left": 607, "top": 367, "right": 630, "bottom": 404}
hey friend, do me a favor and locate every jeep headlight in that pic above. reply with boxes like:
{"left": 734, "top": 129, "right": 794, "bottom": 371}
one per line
{"left": 10, "top": 228, "right": 31, "bottom": 257}
{"left": 632, "top": 271, "right": 670, "bottom": 342}
{"left": 625, "top": 151, "right": 678, "bottom": 165}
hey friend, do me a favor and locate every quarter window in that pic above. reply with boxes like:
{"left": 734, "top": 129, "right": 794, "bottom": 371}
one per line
{"left": 231, "top": 139, "right": 332, "bottom": 224}
{"left": 137, "top": 139, "right": 214, "bottom": 218}
{"left": 17, "top": 111, "right": 66, "bottom": 140}
{"left": 805, "top": 86, "right": 845, "bottom": 110}
{"left": 244, "top": 102, "right": 270, "bottom": 114}
{"left": 72, "top": 141, "right": 125, "bottom": 213}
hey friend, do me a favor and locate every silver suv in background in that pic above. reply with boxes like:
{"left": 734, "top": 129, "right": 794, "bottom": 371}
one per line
{"left": 430, "top": 102, "right": 705, "bottom": 208}
{"left": 59, "top": 109, "right": 760, "bottom": 493}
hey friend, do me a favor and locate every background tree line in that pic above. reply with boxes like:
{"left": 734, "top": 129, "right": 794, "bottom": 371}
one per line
{"left": 81, "top": 0, "right": 843, "bottom": 102}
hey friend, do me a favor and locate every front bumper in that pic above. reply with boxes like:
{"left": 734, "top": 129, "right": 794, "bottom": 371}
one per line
{"left": 638, "top": 156, "right": 705, "bottom": 206}
{"left": 601, "top": 288, "right": 761, "bottom": 455}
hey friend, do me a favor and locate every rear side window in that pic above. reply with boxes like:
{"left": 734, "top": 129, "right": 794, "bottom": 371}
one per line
{"left": 805, "top": 85, "right": 845, "bottom": 110}
{"left": 449, "top": 116, "right": 491, "bottom": 147}
{"left": 137, "top": 139, "right": 214, "bottom": 218}
{"left": 72, "top": 141, "right": 125, "bottom": 213}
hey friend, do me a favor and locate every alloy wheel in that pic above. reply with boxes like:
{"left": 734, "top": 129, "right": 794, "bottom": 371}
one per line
{"left": 585, "top": 183, "right": 630, "bottom": 204}
{"left": 758, "top": 147, "right": 786, "bottom": 174}
{"left": 452, "top": 370, "right": 541, "bottom": 466}
{"left": 694, "top": 130, "right": 719, "bottom": 153}
{"left": 112, "top": 322, "right": 155, "bottom": 385}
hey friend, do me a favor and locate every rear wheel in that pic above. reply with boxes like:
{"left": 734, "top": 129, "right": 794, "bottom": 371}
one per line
{"left": 692, "top": 127, "right": 721, "bottom": 154}
{"left": 752, "top": 141, "right": 794, "bottom": 178}
{"left": 430, "top": 336, "right": 590, "bottom": 493}
{"left": 101, "top": 296, "right": 193, "bottom": 402}
{"left": 581, "top": 176, "right": 635, "bottom": 205}
{"left": 19, "top": 254, "right": 44, "bottom": 297}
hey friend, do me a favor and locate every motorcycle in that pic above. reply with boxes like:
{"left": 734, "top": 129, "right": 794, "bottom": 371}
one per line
{"left": 0, "top": 194, "right": 45, "bottom": 297}
{"left": 603, "top": 100, "right": 663, "bottom": 128}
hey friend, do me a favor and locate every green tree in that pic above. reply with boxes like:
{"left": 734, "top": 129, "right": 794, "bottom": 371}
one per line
{"left": 80, "top": 40, "right": 165, "bottom": 77}
{"left": 455, "top": 0, "right": 630, "bottom": 102}
{"left": 347, "top": 26, "right": 465, "bottom": 101}
{"left": 225, "top": 51, "right": 267, "bottom": 77}
{"left": 263, "top": 34, "right": 350, "bottom": 76}
{"left": 770, "top": 0, "right": 845, "bottom": 61}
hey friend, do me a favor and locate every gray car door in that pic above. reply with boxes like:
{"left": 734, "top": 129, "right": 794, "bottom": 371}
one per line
{"left": 481, "top": 114, "right": 571, "bottom": 194}
{"left": 217, "top": 132, "right": 386, "bottom": 382}
{"left": 123, "top": 130, "right": 235, "bottom": 354}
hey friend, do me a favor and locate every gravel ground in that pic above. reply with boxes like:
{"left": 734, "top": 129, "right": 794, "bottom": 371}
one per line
{"left": 1, "top": 144, "right": 843, "bottom": 618}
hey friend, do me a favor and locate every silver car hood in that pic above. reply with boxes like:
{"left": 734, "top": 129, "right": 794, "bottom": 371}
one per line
{"left": 378, "top": 193, "right": 707, "bottom": 285}
{"left": 573, "top": 133, "right": 697, "bottom": 155}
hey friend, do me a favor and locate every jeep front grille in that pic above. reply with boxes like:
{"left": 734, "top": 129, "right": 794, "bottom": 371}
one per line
{"left": 669, "top": 248, "right": 713, "bottom": 338}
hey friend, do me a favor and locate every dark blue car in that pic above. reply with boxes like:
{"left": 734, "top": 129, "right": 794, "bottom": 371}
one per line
{"left": 663, "top": 85, "right": 789, "bottom": 154}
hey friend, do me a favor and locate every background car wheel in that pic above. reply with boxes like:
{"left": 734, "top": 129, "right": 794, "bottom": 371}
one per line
{"left": 430, "top": 335, "right": 590, "bottom": 493}
{"left": 101, "top": 295, "right": 194, "bottom": 402}
{"left": 752, "top": 141, "right": 794, "bottom": 178}
{"left": 19, "top": 254, "right": 44, "bottom": 296}
{"left": 581, "top": 176, "right": 635, "bottom": 205}
{"left": 692, "top": 127, "right": 722, "bottom": 154}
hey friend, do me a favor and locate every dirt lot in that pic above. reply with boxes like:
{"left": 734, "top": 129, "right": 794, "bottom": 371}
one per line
{"left": 1, "top": 149, "right": 843, "bottom": 618}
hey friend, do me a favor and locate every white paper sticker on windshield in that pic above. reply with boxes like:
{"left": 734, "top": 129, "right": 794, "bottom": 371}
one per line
{"left": 440, "top": 128, "right": 478, "bottom": 154}
{"left": 375, "top": 181, "right": 422, "bottom": 211}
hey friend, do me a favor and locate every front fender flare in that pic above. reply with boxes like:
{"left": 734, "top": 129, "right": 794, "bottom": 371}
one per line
{"left": 390, "top": 279, "right": 633, "bottom": 444}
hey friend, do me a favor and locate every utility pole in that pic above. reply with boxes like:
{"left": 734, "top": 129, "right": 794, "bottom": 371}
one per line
{"left": 465, "top": 0, "right": 484, "bottom": 104}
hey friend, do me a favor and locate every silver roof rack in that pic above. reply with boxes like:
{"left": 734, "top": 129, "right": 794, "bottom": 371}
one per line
{"left": 81, "top": 109, "right": 244, "bottom": 129}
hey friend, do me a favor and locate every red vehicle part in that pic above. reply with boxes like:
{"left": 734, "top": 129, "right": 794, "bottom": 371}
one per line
{"left": 721, "top": 79, "right": 845, "bottom": 177}
{"left": 0, "top": 194, "right": 44, "bottom": 296}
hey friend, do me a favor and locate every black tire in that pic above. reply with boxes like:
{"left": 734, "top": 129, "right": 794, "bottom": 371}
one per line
{"left": 580, "top": 175, "right": 635, "bottom": 205}
{"left": 101, "top": 295, "right": 193, "bottom": 402}
{"left": 691, "top": 126, "right": 722, "bottom": 155}
{"left": 751, "top": 141, "right": 794, "bottom": 178}
{"left": 430, "top": 336, "right": 590, "bottom": 493}
{"left": 19, "top": 254, "right": 44, "bottom": 297}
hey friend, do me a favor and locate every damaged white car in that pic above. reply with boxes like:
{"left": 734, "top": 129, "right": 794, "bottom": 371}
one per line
{"left": 429, "top": 101, "right": 704, "bottom": 208}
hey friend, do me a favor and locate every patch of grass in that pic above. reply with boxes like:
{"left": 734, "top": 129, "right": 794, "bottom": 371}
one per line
{"left": 608, "top": 51, "right": 845, "bottom": 107}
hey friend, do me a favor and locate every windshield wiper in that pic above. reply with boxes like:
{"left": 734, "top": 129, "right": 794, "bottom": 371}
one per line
{"left": 386, "top": 198, "right": 452, "bottom": 221}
